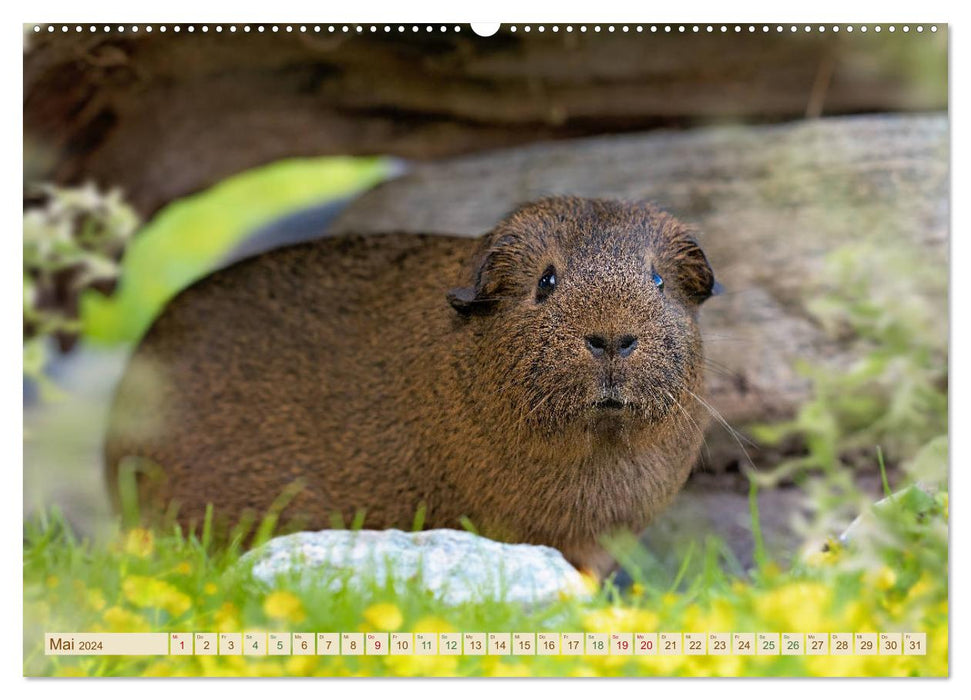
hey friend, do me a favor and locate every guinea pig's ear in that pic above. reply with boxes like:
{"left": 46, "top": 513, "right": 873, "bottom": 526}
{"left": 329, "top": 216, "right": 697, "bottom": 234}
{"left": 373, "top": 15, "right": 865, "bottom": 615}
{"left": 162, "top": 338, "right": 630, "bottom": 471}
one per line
{"left": 446, "top": 285, "right": 487, "bottom": 314}
{"left": 446, "top": 246, "right": 500, "bottom": 316}
{"left": 672, "top": 234, "right": 718, "bottom": 304}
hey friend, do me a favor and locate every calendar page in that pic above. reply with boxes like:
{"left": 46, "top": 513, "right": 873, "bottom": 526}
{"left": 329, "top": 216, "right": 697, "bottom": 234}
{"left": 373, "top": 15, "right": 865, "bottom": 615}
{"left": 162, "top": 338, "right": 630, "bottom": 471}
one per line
{"left": 22, "top": 17, "right": 949, "bottom": 679}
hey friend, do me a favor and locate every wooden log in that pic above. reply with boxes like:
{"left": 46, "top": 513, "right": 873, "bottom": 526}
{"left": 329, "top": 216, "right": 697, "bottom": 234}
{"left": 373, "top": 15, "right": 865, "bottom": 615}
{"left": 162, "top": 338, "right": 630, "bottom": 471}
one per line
{"left": 24, "top": 27, "right": 946, "bottom": 216}
{"left": 331, "top": 114, "right": 949, "bottom": 469}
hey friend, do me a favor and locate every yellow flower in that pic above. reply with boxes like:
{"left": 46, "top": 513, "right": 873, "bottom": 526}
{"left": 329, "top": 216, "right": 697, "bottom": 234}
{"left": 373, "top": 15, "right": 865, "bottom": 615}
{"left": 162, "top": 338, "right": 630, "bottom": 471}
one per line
{"left": 87, "top": 588, "right": 107, "bottom": 612}
{"left": 102, "top": 606, "right": 150, "bottom": 632}
{"left": 203, "top": 582, "right": 219, "bottom": 596}
{"left": 865, "top": 566, "right": 897, "bottom": 590}
{"left": 684, "top": 651, "right": 744, "bottom": 677}
{"left": 54, "top": 666, "right": 88, "bottom": 677}
{"left": 46, "top": 575, "right": 59, "bottom": 588}
{"left": 384, "top": 653, "right": 458, "bottom": 677}
{"left": 582, "top": 606, "right": 659, "bottom": 633}
{"left": 285, "top": 655, "right": 318, "bottom": 676}
{"left": 568, "top": 665, "right": 598, "bottom": 677}
{"left": 363, "top": 602, "right": 403, "bottom": 631}
{"left": 263, "top": 591, "right": 306, "bottom": 623}
{"left": 411, "top": 615, "right": 454, "bottom": 633}
{"left": 214, "top": 602, "right": 240, "bottom": 631}
{"left": 124, "top": 528, "right": 155, "bottom": 558}
{"left": 683, "top": 600, "right": 735, "bottom": 633}
{"left": 122, "top": 575, "right": 191, "bottom": 617}
{"left": 904, "top": 572, "right": 936, "bottom": 602}
{"left": 806, "top": 653, "right": 869, "bottom": 677}
{"left": 559, "top": 569, "right": 599, "bottom": 600}
{"left": 141, "top": 661, "right": 175, "bottom": 676}
{"left": 634, "top": 652, "right": 683, "bottom": 675}
{"left": 176, "top": 561, "right": 192, "bottom": 575}
{"left": 754, "top": 582, "right": 832, "bottom": 631}
{"left": 484, "top": 660, "right": 531, "bottom": 677}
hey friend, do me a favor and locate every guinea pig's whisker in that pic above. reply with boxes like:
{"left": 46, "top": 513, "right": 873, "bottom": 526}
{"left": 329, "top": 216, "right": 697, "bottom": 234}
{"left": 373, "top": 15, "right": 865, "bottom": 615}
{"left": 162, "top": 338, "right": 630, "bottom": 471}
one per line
{"left": 665, "top": 390, "right": 711, "bottom": 463}
{"left": 683, "top": 388, "right": 758, "bottom": 471}
{"left": 519, "top": 388, "right": 557, "bottom": 424}
{"left": 701, "top": 360, "right": 740, "bottom": 380}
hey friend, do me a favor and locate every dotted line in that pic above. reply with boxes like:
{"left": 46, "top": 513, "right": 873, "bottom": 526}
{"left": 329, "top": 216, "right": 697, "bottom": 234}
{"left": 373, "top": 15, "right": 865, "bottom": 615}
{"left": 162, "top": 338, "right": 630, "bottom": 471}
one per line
{"left": 30, "top": 24, "right": 940, "bottom": 35}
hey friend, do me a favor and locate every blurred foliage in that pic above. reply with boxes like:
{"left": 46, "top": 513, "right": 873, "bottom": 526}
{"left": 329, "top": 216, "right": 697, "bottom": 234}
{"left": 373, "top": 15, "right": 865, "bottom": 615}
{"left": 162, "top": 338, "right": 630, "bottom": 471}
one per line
{"left": 23, "top": 184, "right": 140, "bottom": 399}
{"left": 751, "top": 242, "right": 947, "bottom": 479}
{"left": 80, "top": 156, "right": 391, "bottom": 345}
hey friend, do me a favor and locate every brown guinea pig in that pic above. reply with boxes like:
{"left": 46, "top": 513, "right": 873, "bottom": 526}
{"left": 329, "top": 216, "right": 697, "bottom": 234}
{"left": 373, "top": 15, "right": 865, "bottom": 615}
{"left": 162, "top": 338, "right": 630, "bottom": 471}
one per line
{"left": 104, "top": 196, "right": 717, "bottom": 576}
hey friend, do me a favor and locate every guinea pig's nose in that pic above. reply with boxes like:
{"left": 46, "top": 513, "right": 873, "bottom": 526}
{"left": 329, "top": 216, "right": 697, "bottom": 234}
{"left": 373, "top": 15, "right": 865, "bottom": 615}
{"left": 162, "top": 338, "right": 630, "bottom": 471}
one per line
{"left": 585, "top": 334, "right": 639, "bottom": 359}
{"left": 617, "top": 334, "right": 639, "bottom": 358}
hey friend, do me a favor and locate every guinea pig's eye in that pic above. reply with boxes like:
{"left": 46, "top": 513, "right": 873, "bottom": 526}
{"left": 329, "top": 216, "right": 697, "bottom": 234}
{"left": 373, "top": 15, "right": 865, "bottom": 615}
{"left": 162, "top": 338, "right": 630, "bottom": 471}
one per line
{"left": 652, "top": 270, "right": 664, "bottom": 292}
{"left": 536, "top": 265, "right": 557, "bottom": 302}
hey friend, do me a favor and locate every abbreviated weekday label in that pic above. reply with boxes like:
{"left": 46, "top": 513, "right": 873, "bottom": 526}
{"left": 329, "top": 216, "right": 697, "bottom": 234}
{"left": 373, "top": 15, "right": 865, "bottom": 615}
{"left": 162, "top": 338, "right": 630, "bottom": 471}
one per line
{"left": 342, "top": 632, "right": 364, "bottom": 656}
{"left": 561, "top": 633, "right": 584, "bottom": 655}
{"left": 195, "top": 633, "right": 217, "bottom": 656}
{"left": 513, "top": 632, "right": 535, "bottom": 655}
{"left": 268, "top": 632, "right": 290, "bottom": 656}
{"left": 782, "top": 633, "right": 804, "bottom": 656}
{"left": 464, "top": 633, "right": 486, "bottom": 656}
{"left": 170, "top": 633, "right": 193, "bottom": 656}
{"left": 45, "top": 633, "right": 169, "bottom": 656}
{"left": 293, "top": 633, "right": 315, "bottom": 655}
{"left": 366, "top": 632, "right": 388, "bottom": 655}
{"left": 244, "top": 632, "right": 266, "bottom": 656}
{"left": 316, "top": 633, "right": 339, "bottom": 655}
{"left": 855, "top": 633, "right": 878, "bottom": 656}
{"left": 635, "top": 632, "right": 658, "bottom": 655}
{"left": 660, "top": 632, "right": 682, "bottom": 655}
{"left": 733, "top": 633, "right": 755, "bottom": 656}
{"left": 439, "top": 633, "right": 462, "bottom": 655}
{"left": 537, "top": 632, "right": 560, "bottom": 655}
{"left": 684, "top": 633, "right": 706, "bottom": 656}
{"left": 415, "top": 633, "right": 437, "bottom": 655}
{"left": 904, "top": 633, "right": 927, "bottom": 656}
{"left": 610, "top": 632, "right": 633, "bottom": 655}
{"left": 831, "top": 633, "right": 853, "bottom": 655}
{"left": 708, "top": 633, "right": 731, "bottom": 656}
{"left": 219, "top": 632, "right": 242, "bottom": 656}
{"left": 488, "top": 632, "right": 511, "bottom": 656}
{"left": 391, "top": 632, "right": 414, "bottom": 655}
{"left": 586, "top": 633, "right": 608, "bottom": 656}
{"left": 806, "top": 633, "right": 828, "bottom": 655}
{"left": 879, "top": 633, "right": 902, "bottom": 655}
{"left": 757, "top": 632, "right": 780, "bottom": 656}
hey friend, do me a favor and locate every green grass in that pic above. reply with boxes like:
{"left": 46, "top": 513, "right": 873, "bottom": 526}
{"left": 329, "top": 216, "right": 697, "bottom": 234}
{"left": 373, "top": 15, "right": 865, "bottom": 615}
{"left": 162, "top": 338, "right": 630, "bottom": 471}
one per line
{"left": 23, "top": 462, "right": 948, "bottom": 677}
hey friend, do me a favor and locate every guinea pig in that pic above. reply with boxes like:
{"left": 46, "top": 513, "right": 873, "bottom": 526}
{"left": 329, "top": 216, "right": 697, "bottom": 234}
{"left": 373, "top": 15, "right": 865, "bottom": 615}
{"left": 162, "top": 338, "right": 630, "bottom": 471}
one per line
{"left": 104, "top": 196, "right": 717, "bottom": 576}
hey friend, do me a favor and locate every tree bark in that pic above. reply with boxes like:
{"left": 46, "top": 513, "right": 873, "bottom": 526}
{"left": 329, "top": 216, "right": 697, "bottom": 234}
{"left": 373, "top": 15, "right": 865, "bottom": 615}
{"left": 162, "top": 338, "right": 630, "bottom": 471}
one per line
{"left": 24, "top": 27, "right": 946, "bottom": 216}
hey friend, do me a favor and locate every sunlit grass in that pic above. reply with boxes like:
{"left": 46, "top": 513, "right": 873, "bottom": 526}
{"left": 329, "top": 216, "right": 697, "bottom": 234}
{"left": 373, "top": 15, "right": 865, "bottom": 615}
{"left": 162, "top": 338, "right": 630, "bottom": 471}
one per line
{"left": 24, "top": 465, "right": 948, "bottom": 678}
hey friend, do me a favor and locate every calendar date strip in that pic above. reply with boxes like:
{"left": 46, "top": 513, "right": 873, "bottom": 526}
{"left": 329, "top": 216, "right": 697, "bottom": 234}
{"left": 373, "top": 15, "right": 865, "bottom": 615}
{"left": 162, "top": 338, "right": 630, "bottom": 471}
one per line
{"left": 45, "top": 631, "right": 927, "bottom": 656}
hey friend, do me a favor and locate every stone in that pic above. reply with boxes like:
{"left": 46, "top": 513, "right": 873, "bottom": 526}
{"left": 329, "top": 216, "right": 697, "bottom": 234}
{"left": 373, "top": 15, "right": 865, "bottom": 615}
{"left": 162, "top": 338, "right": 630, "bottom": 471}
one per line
{"left": 240, "top": 528, "right": 591, "bottom": 606}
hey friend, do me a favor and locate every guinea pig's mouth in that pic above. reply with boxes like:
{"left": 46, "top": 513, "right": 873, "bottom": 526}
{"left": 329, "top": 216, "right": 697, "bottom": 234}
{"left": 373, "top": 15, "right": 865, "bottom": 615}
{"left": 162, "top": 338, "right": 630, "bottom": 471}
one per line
{"left": 592, "top": 397, "right": 629, "bottom": 411}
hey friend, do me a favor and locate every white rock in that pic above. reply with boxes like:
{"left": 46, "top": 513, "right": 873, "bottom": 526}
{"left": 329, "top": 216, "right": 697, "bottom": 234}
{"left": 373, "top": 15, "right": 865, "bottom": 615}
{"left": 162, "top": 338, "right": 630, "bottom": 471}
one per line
{"left": 240, "top": 528, "right": 590, "bottom": 606}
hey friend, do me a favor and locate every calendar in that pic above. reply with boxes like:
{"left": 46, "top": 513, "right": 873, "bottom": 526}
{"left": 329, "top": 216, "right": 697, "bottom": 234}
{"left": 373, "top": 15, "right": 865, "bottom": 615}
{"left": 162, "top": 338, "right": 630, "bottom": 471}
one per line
{"left": 23, "top": 17, "right": 949, "bottom": 681}
{"left": 45, "top": 632, "right": 927, "bottom": 657}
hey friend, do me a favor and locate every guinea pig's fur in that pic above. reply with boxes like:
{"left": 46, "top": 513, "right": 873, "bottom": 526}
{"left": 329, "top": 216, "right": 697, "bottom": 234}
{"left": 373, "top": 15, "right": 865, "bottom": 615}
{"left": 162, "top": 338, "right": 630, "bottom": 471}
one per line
{"left": 104, "top": 196, "right": 716, "bottom": 576}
